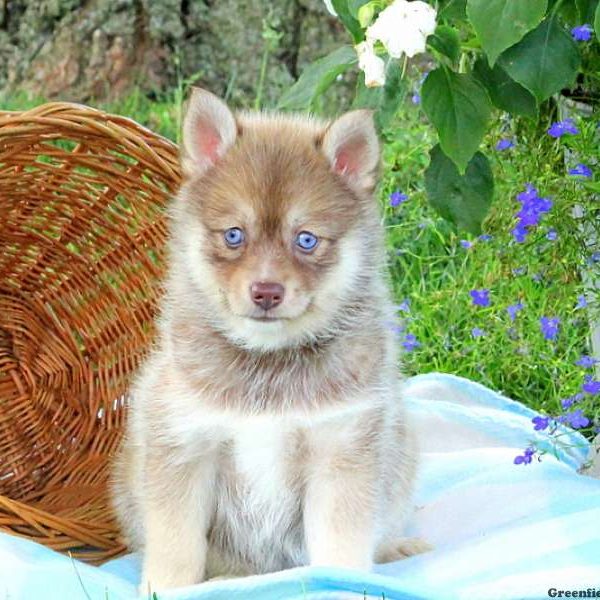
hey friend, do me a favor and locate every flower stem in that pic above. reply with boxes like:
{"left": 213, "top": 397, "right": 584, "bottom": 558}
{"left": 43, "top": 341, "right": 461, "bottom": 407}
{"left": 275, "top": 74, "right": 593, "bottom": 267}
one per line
{"left": 550, "top": 0, "right": 566, "bottom": 17}
{"left": 254, "top": 46, "right": 270, "bottom": 111}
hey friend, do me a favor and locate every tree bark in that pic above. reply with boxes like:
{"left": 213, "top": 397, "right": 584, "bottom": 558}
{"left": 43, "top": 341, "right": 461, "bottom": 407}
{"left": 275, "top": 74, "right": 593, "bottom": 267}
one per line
{"left": 0, "top": 0, "right": 348, "bottom": 107}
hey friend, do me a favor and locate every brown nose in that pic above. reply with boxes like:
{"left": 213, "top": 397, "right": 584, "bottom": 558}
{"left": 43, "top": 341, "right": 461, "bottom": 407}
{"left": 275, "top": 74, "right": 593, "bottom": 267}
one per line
{"left": 250, "top": 282, "right": 285, "bottom": 311}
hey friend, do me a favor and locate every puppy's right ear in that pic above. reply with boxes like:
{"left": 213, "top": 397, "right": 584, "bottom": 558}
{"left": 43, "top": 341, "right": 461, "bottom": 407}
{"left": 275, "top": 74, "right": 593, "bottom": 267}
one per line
{"left": 182, "top": 88, "right": 237, "bottom": 176}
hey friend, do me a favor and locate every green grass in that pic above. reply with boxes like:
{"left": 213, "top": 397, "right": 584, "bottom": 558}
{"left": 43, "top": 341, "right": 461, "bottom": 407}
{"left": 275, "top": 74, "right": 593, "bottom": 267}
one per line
{"left": 1, "top": 90, "right": 181, "bottom": 142}
{"left": 2, "top": 89, "right": 598, "bottom": 429}
{"left": 380, "top": 103, "right": 598, "bottom": 423}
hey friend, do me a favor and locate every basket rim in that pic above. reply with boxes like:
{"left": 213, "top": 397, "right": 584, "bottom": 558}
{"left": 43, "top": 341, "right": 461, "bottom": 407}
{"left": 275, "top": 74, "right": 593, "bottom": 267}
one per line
{"left": 0, "top": 101, "right": 181, "bottom": 182}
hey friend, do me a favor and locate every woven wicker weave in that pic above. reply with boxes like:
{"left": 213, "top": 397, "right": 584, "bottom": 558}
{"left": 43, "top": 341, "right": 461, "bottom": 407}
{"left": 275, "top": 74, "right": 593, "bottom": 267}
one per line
{"left": 0, "top": 102, "right": 180, "bottom": 562}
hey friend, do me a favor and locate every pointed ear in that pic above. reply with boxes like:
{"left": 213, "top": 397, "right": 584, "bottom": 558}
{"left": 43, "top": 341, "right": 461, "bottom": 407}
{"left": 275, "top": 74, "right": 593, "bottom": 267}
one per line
{"left": 182, "top": 88, "right": 237, "bottom": 176}
{"left": 321, "top": 109, "right": 380, "bottom": 193}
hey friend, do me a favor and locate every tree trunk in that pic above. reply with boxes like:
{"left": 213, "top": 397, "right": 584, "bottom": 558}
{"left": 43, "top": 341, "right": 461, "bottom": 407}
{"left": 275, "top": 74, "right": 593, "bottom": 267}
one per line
{"left": 0, "top": 0, "right": 348, "bottom": 107}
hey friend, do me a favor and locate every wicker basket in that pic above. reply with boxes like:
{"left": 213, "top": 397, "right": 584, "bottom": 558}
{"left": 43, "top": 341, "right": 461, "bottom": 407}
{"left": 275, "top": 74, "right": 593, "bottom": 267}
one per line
{"left": 0, "top": 102, "right": 180, "bottom": 562}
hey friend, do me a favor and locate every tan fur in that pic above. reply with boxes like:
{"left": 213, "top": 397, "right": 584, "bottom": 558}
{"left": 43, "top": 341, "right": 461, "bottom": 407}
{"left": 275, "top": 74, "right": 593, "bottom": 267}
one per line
{"left": 111, "top": 89, "right": 425, "bottom": 593}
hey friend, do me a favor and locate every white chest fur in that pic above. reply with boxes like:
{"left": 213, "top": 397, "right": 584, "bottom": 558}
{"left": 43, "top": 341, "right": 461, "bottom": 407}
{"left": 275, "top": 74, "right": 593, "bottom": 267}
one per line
{"left": 208, "top": 415, "right": 305, "bottom": 574}
{"left": 232, "top": 420, "right": 290, "bottom": 506}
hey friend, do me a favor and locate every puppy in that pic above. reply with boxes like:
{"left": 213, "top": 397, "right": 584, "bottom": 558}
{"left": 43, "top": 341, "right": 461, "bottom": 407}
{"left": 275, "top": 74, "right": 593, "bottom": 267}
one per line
{"left": 111, "top": 88, "right": 425, "bottom": 592}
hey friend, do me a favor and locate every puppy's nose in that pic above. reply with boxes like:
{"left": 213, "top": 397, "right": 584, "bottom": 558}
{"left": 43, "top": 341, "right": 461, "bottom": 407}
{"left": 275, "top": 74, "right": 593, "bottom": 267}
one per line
{"left": 250, "top": 282, "right": 285, "bottom": 311}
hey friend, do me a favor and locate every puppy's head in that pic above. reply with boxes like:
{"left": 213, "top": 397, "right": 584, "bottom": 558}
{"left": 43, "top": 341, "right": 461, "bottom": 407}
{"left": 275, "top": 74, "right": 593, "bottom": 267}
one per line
{"left": 173, "top": 88, "right": 381, "bottom": 352}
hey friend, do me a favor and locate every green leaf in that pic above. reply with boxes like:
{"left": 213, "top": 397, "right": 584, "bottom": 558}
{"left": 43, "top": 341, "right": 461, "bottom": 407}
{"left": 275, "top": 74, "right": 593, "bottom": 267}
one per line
{"left": 466, "top": 0, "right": 547, "bottom": 66}
{"left": 428, "top": 25, "right": 461, "bottom": 62}
{"left": 277, "top": 46, "right": 357, "bottom": 111}
{"left": 348, "top": 0, "right": 370, "bottom": 18}
{"left": 559, "top": 3, "right": 579, "bottom": 24}
{"left": 331, "top": 0, "right": 364, "bottom": 42}
{"left": 353, "top": 62, "right": 407, "bottom": 131}
{"left": 575, "top": 0, "right": 598, "bottom": 24}
{"left": 439, "top": 0, "right": 467, "bottom": 21}
{"left": 353, "top": 74, "right": 382, "bottom": 110}
{"left": 596, "top": 2, "right": 600, "bottom": 41}
{"left": 576, "top": 0, "right": 599, "bottom": 22}
{"left": 473, "top": 56, "right": 537, "bottom": 117}
{"left": 582, "top": 179, "right": 600, "bottom": 193}
{"left": 421, "top": 67, "right": 492, "bottom": 173}
{"left": 375, "top": 62, "right": 407, "bottom": 130}
{"left": 546, "top": 0, "right": 578, "bottom": 22}
{"left": 425, "top": 145, "right": 494, "bottom": 235}
{"left": 353, "top": 73, "right": 383, "bottom": 111}
{"left": 498, "top": 18, "right": 581, "bottom": 104}
{"left": 357, "top": 3, "right": 375, "bottom": 27}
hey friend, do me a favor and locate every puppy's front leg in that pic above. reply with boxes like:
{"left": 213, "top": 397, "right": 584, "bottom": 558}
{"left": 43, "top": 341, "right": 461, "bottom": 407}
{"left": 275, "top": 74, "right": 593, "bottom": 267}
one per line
{"left": 141, "top": 451, "right": 216, "bottom": 592}
{"left": 304, "top": 424, "right": 378, "bottom": 570}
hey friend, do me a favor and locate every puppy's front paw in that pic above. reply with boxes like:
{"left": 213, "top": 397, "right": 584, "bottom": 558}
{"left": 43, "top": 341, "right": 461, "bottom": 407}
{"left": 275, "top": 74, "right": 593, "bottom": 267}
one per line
{"left": 140, "top": 560, "right": 204, "bottom": 594}
{"left": 375, "top": 537, "right": 433, "bottom": 563}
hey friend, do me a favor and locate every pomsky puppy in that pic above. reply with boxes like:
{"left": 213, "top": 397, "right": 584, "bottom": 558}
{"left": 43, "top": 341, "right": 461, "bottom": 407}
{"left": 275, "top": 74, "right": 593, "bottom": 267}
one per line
{"left": 111, "top": 88, "right": 426, "bottom": 592}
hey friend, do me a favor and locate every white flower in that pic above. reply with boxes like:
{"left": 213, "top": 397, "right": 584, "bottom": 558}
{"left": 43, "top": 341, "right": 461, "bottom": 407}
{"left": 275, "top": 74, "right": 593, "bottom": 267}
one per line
{"left": 323, "top": 0, "right": 337, "bottom": 16}
{"left": 356, "top": 41, "right": 386, "bottom": 87}
{"left": 367, "top": 0, "right": 437, "bottom": 59}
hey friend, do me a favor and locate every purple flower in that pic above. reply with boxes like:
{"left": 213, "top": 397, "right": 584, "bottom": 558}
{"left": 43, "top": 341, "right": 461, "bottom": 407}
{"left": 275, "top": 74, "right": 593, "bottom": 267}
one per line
{"left": 479, "top": 234, "right": 493, "bottom": 242}
{"left": 532, "top": 272, "right": 544, "bottom": 283}
{"left": 512, "top": 184, "right": 553, "bottom": 241}
{"left": 514, "top": 447, "right": 536, "bottom": 465}
{"left": 564, "top": 409, "right": 590, "bottom": 429}
{"left": 576, "top": 294, "right": 588, "bottom": 309}
{"left": 546, "top": 228, "right": 558, "bottom": 241}
{"left": 385, "top": 321, "right": 405, "bottom": 336}
{"left": 532, "top": 416, "right": 550, "bottom": 431}
{"left": 512, "top": 225, "right": 528, "bottom": 243}
{"left": 460, "top": 240, "right": 474, "bottom": 249}
{"left": 507, "top": 302, "right": 524, "bottom": 321}
{"left": 540, "top": 316, "right": 560, "bottom": 341}
{"left": 583, "top": 375, "right": 600, "bottom": 395}
{"left": 516, "top": 183, "right": 539, "bottom": 204}
{"left": 561, "top": 397, "right": 574, "bottom": 409}
{"left": 470, "top": 289, "right": 491, "bottom": 307}
{"left": 395, "top": 299, "right": 410, "bottom": 313}
{"left": 568, "top": 163, "right": 592, "bottom": 178}
{"left": 496, "top": 139, "right": 515, "bottom": 151}
{"left": 390, "top": 191, "right": 409, "bottom": 207}
{"left": 561, "top": 393, "right": 584, "bottom": 409}
{"left": 575, "top": 355, "right": 598, "bottom": 368}
{"left": 411, "top": 93, "right": 421, "bottom": 105}
{"left": 512, "top": 267, "right": 527, "bottom": 276}
{"left": 471, "top": 327, "right": 486, "bottom": 338}
{"left": 548, "top": 118, "right": 579, "bottom": 138}
{"left": 571, "top": 24, "right": 593, "bottom": 42}
{"left": 560, "top": 396, "right": 575, "bottom": 410}
{"left": 402, "top": 333, "right": 421, "bottom": 352}
{"left": 587, "top": 252, "right": 600, "bottom": 267}
{"left": 516, "top": 196, "right": 553, "bottom": 227}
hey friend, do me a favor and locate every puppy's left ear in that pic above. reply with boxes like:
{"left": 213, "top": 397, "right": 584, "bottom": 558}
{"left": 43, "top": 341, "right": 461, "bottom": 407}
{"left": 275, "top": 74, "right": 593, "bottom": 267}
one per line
{"left": 321, "top": 110, "right": 380, "bottom": 193}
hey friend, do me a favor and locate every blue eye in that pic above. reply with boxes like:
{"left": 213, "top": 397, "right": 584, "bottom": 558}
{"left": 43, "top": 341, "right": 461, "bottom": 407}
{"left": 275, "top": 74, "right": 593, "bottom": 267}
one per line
{"left": 296, "top": 231, "right": 318, "bottom": 252}
{"left": 224, "top": 227, "right": 245, "bottom": 247}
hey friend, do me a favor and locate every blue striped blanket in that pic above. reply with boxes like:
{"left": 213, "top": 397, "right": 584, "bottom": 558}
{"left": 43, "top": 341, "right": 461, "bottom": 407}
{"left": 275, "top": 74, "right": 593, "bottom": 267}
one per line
{"left": 2, "top": 373, "right": 598, "bottom": 599}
